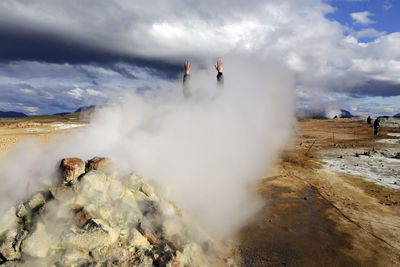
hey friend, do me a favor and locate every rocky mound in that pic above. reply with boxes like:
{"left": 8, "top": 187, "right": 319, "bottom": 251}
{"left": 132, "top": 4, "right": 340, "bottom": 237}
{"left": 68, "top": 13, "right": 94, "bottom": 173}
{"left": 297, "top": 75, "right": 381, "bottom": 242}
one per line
{"left": 0, "top": 157, "right": 236, "bottom": 266}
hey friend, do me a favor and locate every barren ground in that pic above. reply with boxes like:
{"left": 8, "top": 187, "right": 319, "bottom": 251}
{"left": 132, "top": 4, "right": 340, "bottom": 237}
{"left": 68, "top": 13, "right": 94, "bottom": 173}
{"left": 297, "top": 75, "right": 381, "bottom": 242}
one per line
{"left": 240, "top": 119, "right": 400, "bottom": 266}
{"left": 1, "top": 117, "right": 399, "bottom": 266}
{"left": 0, "top": 114, "right": 85, "bottom": 160}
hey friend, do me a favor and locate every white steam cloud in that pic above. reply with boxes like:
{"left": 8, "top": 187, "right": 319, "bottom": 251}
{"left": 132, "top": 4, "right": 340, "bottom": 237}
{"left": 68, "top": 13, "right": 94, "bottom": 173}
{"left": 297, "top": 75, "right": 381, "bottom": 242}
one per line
{"left": 0, "top": 55, "right": 295, "bottom": 237}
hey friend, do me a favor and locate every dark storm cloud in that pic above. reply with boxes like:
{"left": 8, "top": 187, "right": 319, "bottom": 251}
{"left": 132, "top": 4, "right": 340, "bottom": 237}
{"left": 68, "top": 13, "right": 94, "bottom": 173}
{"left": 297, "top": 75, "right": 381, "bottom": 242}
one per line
{"left": 350, "top": 80, "right": 400, "bottom": 97}
{"left": 0, "top": 27, "right": 180, "bottom": 80}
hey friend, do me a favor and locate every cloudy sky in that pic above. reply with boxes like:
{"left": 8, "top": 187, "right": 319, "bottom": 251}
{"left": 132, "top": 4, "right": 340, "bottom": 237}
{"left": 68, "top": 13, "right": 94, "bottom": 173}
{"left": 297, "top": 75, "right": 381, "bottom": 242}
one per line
{"left": 0, "top": 0, "right": 399, "bottom": 115}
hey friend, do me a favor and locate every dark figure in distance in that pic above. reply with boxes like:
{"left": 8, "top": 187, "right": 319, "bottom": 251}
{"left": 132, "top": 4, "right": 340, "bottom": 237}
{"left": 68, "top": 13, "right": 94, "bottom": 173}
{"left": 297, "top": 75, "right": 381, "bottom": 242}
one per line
{"left": 374, "top": 118, "right": 380, "bottom": 135}
{"left": 367, "top": 116, "right": 372, "bottom": 124}
{"left": 183, "top": 60, "right": 224, "bottom": 98}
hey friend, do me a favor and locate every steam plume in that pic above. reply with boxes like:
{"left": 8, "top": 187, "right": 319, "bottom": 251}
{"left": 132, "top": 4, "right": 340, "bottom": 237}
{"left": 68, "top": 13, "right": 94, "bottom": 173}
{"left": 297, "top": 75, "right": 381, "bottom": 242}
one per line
{"left": 0, "top": 55, "right": 295, "bottom": 238}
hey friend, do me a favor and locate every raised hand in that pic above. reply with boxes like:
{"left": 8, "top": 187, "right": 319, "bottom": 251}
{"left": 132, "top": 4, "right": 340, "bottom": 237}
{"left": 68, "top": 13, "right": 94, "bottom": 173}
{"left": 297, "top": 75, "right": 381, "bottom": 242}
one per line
{"left": 184, "top": 61, "right": 191, "bottom": 75}
{"left": 214, "top": 59, "right": 223, "bottom": 73}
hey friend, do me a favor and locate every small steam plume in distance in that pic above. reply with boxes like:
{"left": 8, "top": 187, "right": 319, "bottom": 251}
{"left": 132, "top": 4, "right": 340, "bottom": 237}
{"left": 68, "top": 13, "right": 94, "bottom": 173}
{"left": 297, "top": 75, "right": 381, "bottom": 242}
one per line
{"left": 0, "top": 53, "right": 296, "bottom": 239}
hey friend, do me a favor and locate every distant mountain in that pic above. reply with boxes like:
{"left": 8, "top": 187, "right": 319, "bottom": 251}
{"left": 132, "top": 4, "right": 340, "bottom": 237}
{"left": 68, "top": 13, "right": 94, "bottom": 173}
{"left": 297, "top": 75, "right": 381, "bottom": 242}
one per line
{"left": 394, "top": 113, "right": 400, "bottom": 117}
{"left": 74, "top": 105, "right": 96, "bottom": 113}
{"left": 340, "top": 109, "right": 353, "bottom": 118}
{"left": 51, "top": 105, "right": 96, "bottom": 116}
{"left": 52, "top": 112, "right": 70, "bottom": 116}
{"left": 0, "top": 111, "right": 28, "bottom": 118}
{"left": 297, "top": 108, "right": 353, "bottom": 119}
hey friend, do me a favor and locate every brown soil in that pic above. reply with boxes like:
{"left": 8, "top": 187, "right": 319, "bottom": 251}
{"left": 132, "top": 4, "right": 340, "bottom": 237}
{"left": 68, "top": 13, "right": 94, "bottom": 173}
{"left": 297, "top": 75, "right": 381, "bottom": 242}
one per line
{"left": 0, "top": 114, "right": 83, "bottom": 160}
{"left": 239, "top": 118, "right": 400, "bottom": 266}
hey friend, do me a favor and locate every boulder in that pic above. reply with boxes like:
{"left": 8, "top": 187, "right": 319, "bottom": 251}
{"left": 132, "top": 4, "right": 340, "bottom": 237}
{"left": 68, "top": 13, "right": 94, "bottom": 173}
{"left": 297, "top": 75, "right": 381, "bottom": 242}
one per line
{"left": 60, "top": 158, "right": 85, "bottom": 184}
{"left": 0, "top": 229, "right": 27, "bottom": 261}
{"left": 78, "top": 170, "right": 111, "bottom": 195}
{"left": 49, "top": 185, "right": 71, "bottom": 200}
{"left": 27, "top": 193, "right": 47, "bottom": 210}
{"left": 15, "top": 193, "right": 47, "bottom": 229}
{"left": 71, "top": 205, "right": 95, "bottom": 228}
{"left": 86, "top": 157, "right": 110, "bottom": 171}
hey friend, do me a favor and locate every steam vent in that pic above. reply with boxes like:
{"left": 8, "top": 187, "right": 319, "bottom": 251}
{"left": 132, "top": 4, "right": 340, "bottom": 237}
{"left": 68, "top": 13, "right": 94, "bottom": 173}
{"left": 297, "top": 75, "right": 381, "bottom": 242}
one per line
{"left": 0, "top": 157, "right": 236, "bottom": 266}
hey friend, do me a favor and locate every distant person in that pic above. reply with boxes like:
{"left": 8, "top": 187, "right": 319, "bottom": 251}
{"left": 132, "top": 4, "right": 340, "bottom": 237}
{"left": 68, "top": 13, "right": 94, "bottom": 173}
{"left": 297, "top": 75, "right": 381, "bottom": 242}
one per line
{"left": 183, "top": 60, "right": 224, "bottom": 98}
{"left": 373, "top": 118, "right": 380, "bottom": 135}
{"left": 367, "top": 116, "right": 372, "bottom": 124}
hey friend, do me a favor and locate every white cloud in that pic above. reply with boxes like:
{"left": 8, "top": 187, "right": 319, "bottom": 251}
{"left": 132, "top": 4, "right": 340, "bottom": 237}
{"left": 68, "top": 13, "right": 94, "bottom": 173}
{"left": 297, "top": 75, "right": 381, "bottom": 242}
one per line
{"left": 351, "top": 11, "right": 376, "bottom": 25}
{"left": 23, "top": 106, "right": 38, "bottom": 114}
{"left": 20, "top": 88, "right": 34, "bottom": 94}
{"left": 67, "top": 87, "right": 83, "bottom": 99}
{"left": 356, "top": 28, "right": 386, "bottom": 39}
{"left": 86, "top": 88, "right": 105, "bottom": 97}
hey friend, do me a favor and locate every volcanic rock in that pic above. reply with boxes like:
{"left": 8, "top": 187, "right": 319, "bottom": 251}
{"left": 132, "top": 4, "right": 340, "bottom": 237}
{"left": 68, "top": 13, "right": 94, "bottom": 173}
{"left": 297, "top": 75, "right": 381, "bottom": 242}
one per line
{"left": 71, "top": 205, "right": 95, "bottom": 228}
{"left": 60, "top": 158, "right": 85, "bottom": 184}
{"left": 86, "top": 156, "right": 110, "bottom": 171}
{"left": 49, "top": 185, "right": 71, "bottom": 200}
{"left": 62, "top": 218, "right": 119, "bottom": 251}
{"left": 78, "top": 170, "right": 111, "bottom": 195}
{"left": 128, "top": 229, "right": 151, "bottom": 250}
{"left": 0, "top": 229, "right": 27, "bottom": 261}
{"left": 0, "top": 156, "right": 237, "bottom": 266}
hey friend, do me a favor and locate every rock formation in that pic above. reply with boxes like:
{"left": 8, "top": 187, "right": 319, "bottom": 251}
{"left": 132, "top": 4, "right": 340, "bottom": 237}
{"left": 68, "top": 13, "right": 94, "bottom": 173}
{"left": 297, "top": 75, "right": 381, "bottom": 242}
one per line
{"left": 0, "top": 157, "right": 237, "bottom": 266}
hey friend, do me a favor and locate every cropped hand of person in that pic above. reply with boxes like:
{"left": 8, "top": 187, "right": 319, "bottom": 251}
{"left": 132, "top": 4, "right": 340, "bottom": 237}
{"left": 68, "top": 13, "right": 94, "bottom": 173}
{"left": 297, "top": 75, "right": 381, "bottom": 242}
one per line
{"left": 184, "top": 61, "right": 191, "bottom": 75}
{"left": 214, "top": 59, "right": 223, "bottom": 73}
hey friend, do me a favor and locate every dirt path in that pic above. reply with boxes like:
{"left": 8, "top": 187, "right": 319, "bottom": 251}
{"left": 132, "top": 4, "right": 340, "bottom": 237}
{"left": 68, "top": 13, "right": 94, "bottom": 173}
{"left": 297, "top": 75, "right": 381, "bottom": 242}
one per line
{"left": 239, "top": 119, "right": 400, "bottom": 266}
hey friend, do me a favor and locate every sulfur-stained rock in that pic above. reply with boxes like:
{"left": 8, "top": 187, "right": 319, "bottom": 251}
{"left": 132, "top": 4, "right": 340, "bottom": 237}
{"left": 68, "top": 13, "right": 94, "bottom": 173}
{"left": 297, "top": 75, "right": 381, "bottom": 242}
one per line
{"left": 58, "top": 248, "right": 92, "bottom": 266}
{"left": 108, "top": 179, "right": 124, "bottom": 201}
{"left": 0, "top": 229, "right": 28, "bottom": 261}
{"left": 128, "top": 229, "right": 150, "bottom": 250}
{"left": 173, "top": 250, "right": 186, "bottom": 267}
{"left": 60, "top": 158, "right": 85, "bottom": 184}
{"left": 21, "top": 222, "right": 52, "bottom": 258}
{"left": 79, "top": 170, "right": 111, "bottom": 195}
{"left": 62, "top": 219, "right": 118, "bottom": 250}
{"left": 138, "top": 219, "right": 159, "bottom": 245}
{"left": 27, "top": 193, "right": 47, "bottom": 210}
{"left": 181, "top": 243, "right": 207, "bottom": 267}
{"left": 71, "top": 205, "right": 95, "bottom": 228}
{"left": 16, "top": 202, "right": 28, "bottom": 218}
{"left": 0, "top": 156, "right": 232, "bottom": 266}
{"left": 86, "top": 157, "right": 110, "bottom": 171}
{"left": 49, "top": 185, "right": 71, "bottom": 200}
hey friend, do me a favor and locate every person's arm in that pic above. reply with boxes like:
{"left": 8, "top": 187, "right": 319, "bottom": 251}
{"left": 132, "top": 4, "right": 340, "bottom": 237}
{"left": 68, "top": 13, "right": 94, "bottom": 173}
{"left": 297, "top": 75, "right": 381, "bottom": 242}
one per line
{"left": 183, "top": 61, "right": 192, "bottom": 98}
{"left": 215, "top": 59, "right": 224, "bottom": 87}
